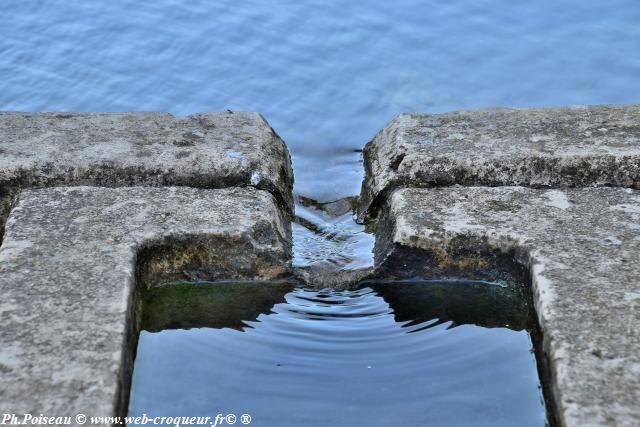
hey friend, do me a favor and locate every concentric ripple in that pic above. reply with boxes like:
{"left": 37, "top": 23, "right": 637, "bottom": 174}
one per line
{"left": 129, "top": 285, "right": 546, "bottom": 427}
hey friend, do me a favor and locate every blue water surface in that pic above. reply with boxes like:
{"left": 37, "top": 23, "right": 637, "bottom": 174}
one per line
{"left": 2, "top": 0, "right": 639, "bottom": 200}
{"left": 130, "top": 285, "right": 547, "bottom": 427}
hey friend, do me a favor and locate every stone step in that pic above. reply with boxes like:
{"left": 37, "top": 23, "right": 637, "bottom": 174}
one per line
{"left": 0, "top": 186, "right": 291, "bottom": 418}
{"left": 0, "top": 111, "right": 295, "bottom": 242}
{"left": 374, "top": 186, "right": 640, "bottom": 427}
{"left": 358, "top": 105, "right": 640, "bottom": 220}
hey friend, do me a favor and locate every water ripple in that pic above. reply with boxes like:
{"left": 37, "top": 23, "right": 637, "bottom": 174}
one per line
{"left": 130, "top": 286, "right": 546, "bottom": 426}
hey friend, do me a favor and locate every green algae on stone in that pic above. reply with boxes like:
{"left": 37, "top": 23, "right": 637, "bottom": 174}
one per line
{"left": 363, "top": 280, "right": 532, "bottom": 331}
{"left": 140, "top": 281, "right": 294, "bottom": 332}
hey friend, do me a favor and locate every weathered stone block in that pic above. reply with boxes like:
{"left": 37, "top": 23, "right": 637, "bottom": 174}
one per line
{"left": 376, "top": 186, "right": 640, "bottom": 427}
{"left": 0, "top": 186, "right": 291, "bottom": 420}
{"left": 0, "top": 111, "right": 294, "bottom": 220}
{"left": 359, "top": 105, "right": 640, "bottom": 219}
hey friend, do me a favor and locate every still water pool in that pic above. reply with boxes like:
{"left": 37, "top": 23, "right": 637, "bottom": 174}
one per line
{"left": 128, "top": 281, "right": 547, "bottom": 426}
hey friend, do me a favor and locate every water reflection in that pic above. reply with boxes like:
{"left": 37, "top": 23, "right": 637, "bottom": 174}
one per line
{"left": 130, "top": 282, "right": 547, "bottom": 427}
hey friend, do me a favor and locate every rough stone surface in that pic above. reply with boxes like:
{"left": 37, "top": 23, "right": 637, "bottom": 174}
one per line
{"left": 0, "top": 111, "right": 295, "bottom": 219}
{"left": 0, "top": 186, "right": 291, "bottom": 422}
{"left": 377, "top": 186, "right": 640, "bottom": 427}
{"left": 359, "top": 105, "right": 640, "bottom": 219}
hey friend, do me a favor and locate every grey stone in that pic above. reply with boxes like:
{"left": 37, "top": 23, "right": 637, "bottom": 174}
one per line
{"left": 0, "top": 186, "right": 291, "bottom": 422}
{"left": 359, "top": 105, "right": 640, "bottom": 220}
{"left": 0, "top": 112, "right": 295, "bottom": 243}
{"left": 376, "top": 186, "right": 640, "bottom": 427}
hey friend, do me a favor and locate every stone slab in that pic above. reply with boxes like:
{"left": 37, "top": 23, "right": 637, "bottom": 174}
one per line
{"left": 0, "top": 111, "right": 295, "bottom": 218}
{"left": 376, "top": 186, "right": 640, "bottom": 427}
{"left": 359, "top": 105, "right": 640, "bottom": 219}
{"left": 0, "top": 186, "right": 291, "bottom": 421}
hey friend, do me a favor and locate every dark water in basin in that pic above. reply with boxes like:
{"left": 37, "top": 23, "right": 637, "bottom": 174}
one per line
{"left": 128, "top": 281, "right": 547, "bottom": 426}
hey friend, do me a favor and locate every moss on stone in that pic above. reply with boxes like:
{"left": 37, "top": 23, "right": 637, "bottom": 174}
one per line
{"left": 139, "top": 281, "right": 294, "bottom": 332}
